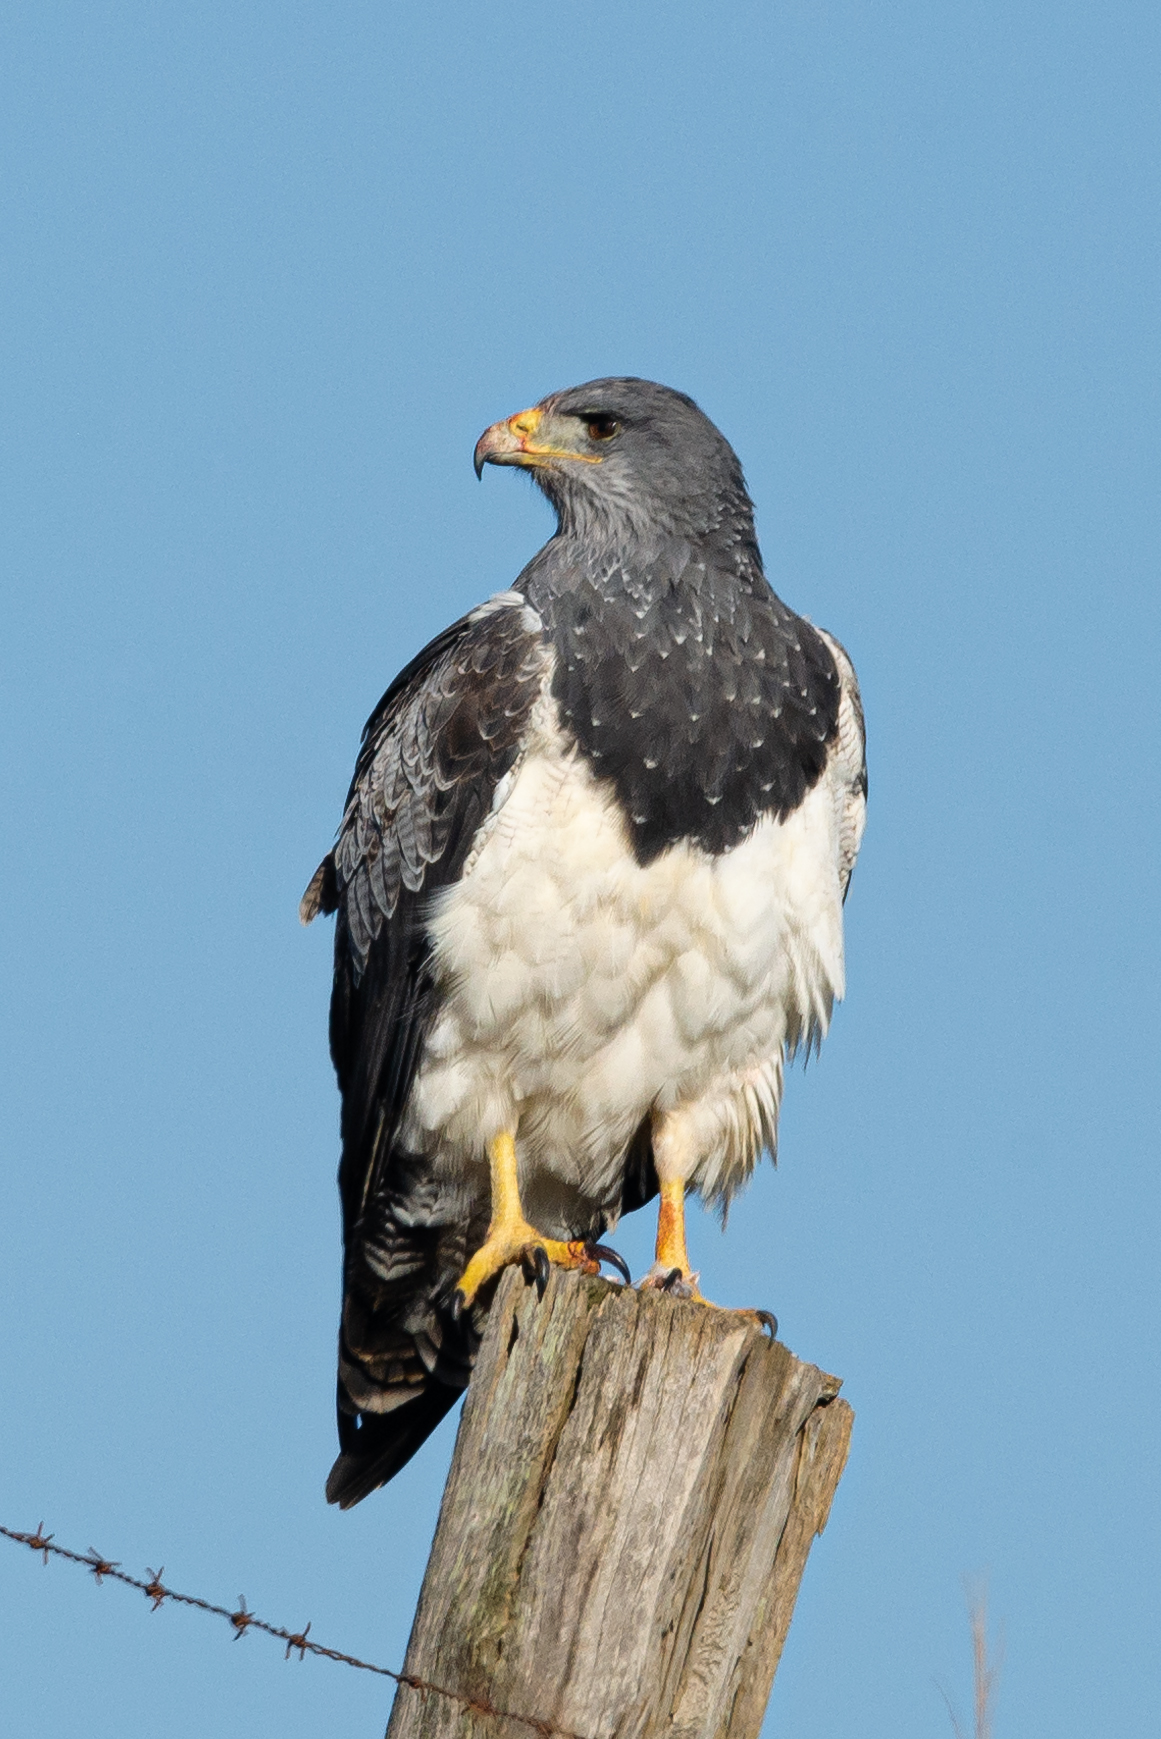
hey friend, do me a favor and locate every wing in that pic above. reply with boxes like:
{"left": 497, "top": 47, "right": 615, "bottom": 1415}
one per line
{"left": 301, "top": 591, "right": 549, "bottom": 1506}
{"left": 815, "top": 628, "right": 867, "bottom": 900}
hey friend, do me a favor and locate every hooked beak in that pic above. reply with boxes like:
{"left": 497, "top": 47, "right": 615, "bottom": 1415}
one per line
{"left": 473, "top": 405, "right": 603, "bottom": 478}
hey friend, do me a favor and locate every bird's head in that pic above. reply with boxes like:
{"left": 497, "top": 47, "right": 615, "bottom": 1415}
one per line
{"left": 474, "top": 377, "right": 756, "bottom": 545}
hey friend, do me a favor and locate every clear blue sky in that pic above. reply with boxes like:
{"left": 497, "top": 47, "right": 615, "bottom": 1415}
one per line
{"left": 2, "top": 5, "right": 1158, "bottom": 1735}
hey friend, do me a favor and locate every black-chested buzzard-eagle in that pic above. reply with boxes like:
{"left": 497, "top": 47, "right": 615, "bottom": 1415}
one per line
{"left": 301, "top": 379, "right": 866, "bottom": 1508}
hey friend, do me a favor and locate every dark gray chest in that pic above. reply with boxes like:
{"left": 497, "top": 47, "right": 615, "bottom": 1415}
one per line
{"left": 531, "top": 562, "right": 841, "bottom": 864}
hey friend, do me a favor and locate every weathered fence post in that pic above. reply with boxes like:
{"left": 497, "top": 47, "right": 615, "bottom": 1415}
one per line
{"left": 386, "top": 1267, "right": 851, "bottom": 1739}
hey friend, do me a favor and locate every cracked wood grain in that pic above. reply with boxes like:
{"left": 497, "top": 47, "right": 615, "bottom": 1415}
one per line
{"left": 386, "top": 1269, "right": 851, "bottom": 1739}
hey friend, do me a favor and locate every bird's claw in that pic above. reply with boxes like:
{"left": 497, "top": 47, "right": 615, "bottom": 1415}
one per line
{"left": 753, "top": 1309, "right": 778, "bottom": 1339}
{"left": 586, "top": 1241, "right": 631, "bottom": 1284}
{"left": 637, "top": 1261, "right": 702, "bottom": 1298}
{"left": 527, "top": 1243, "right": 551, "bottom": 1297}
{"left": 524, "top": 1241, "right": 628, "bottom": 1295}
{"left": 452, "top": 1231, "right": 628, "bottom": 1318}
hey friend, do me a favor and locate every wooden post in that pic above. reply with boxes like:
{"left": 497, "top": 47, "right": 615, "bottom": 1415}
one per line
{"left": 386, "top": 1268, "right": 852, "bottom": 1739}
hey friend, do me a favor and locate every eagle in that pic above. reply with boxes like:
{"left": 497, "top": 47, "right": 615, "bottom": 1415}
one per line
{"left": 301, "top": 379, "right": 866, "bottom": 1509}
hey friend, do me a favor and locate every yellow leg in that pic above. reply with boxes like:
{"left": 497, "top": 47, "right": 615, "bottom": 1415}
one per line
{"left": 646, "top": 1177, "right": 777, "bottom": 1335}
{"left": 646, "top": 1177, "right": 707, "bottom": 1301}
{"left": 453, "top": 1132, "right": 599, "bottom": 1312}
{"left": 655, "top": 1177, "right": 690, "bottom": 1273}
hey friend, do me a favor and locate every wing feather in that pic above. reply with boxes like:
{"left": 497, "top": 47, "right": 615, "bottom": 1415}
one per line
{"left": 302, "top": 592, "right": 548, "bottom": 1506}
{"left": 815, "top": 628, "right": 868, "bottom": 900}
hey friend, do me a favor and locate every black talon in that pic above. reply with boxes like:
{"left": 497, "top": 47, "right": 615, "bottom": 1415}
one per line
{"left": 531, "top": 1244, "right": 550, "bottom": 1297}
{"left": 450, "top": 1289, "right": 466, "bottom": 1324}
{"left": 588, "top": 1242, "right": 631, "bottom": 1284}
{"left": 754, "top": 1309, "right": 778, "bottom": 1339}
{"left": 660, "top": 1267, "right": 684, "bottom": 1292}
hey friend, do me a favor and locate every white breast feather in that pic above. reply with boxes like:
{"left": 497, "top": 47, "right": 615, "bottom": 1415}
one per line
{"left": 402, "top": 662, "right": 859, "bottom": 1229}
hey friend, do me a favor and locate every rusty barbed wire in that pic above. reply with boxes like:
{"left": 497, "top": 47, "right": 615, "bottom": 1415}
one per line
{"left": 1, "top": 1522, "right": 585, "bottom": 1739}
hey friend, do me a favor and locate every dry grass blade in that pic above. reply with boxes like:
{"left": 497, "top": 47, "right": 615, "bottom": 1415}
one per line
{"left": 939, "top": 1580, "right": 1002, "bottom": 1739}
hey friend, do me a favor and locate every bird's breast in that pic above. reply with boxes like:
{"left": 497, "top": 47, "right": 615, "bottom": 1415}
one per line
{"left": 400, "top": 685, "right": 846, "bottom": 1225}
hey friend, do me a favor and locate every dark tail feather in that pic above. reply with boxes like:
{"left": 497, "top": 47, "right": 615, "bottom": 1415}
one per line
{"left": 325, "top": 1383, "right": 463, "bottom": 1509}
{"left": 618, "top": 1113, "right": 658, "bottom": 1216}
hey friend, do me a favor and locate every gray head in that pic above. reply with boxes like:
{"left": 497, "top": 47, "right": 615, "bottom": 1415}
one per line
{"left": 474, "top": 377, "right": 757, "bottom": 547}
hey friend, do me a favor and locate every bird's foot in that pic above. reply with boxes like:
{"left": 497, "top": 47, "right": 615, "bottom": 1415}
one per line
{"left": 451, "top": 1224, "right": 629, "bottom": 1320}
{"left": 640, "top": 1259, "right": 705, "bottom": 1301}
{"left": 638, "top": 1262, "right": 777, "bottom": 1337}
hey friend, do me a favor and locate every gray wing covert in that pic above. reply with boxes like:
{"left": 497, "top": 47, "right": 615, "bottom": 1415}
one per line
{"left": 300, "top": 590, "right": 548, "bottom": 1506}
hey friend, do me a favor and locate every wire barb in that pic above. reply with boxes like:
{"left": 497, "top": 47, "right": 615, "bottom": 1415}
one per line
{"left": 284, "top": 1621, "right": 311, "bottom": 1661}
{"left": 1, "top": 1521, "right": 593, "bottom": 1739}
{"left": 85, "top": 1550, "right": 119, "bottom": 1584}
{"left": 27, "top": 1524, "right": 54, "bottom": 1565}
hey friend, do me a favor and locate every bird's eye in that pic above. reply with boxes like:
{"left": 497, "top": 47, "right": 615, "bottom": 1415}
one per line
{"left": 585, "top": 414, "right": 622, "bottom": 442}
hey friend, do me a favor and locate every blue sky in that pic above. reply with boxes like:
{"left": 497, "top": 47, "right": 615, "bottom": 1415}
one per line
{"left": 2, "top": 4, "right": 1158, "bottom": 1735}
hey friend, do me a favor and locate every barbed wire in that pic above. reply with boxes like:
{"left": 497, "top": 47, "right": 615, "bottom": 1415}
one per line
{"left": 1, "top": 1522, "right": 585, "bottom": 1739}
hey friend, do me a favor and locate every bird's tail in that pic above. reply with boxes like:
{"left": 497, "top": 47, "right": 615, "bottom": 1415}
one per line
{"left": 325, "top": 1380, "right": 464, "bottom": 1508}
{"left": 326, "top": 1264, "right": 478, "bottom": 1508}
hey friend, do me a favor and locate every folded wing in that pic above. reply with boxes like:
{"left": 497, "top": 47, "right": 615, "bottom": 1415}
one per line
{"left": 301, "top": 592, "right": 548, "bottom": 1507}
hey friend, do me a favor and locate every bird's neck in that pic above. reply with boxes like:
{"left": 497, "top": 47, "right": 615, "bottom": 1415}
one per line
{"left": 520, "top": 515, "right": 765, "bottom": 620}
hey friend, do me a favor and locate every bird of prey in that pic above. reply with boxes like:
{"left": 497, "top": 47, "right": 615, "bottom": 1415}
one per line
{"left": 302, "top": 378, "right": 866, "bottom": 1508}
